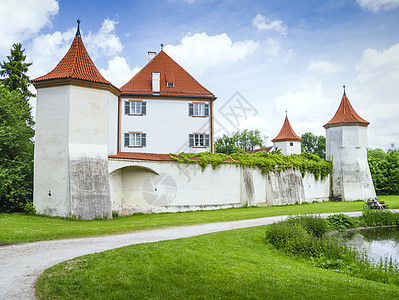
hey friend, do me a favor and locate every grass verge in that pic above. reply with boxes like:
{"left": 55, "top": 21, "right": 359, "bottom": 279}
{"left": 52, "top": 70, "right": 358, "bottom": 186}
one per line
{"left": 35, "top": 225, "right": 399, "bottom": 299}
{"left": 1, "top": 195, "right": 398, "bottom": 245}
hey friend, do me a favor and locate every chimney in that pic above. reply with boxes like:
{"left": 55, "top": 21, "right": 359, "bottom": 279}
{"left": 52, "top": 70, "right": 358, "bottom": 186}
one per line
{"left": 152, "top": 72, "right": 160, "bottom": 94}
{"left": 148, "top": 51, "right": 156, "bottom": 61}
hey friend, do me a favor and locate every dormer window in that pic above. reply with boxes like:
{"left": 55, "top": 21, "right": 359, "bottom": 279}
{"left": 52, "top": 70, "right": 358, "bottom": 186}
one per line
{"left": 152, "top": 72, "right": 160, "bottom": 94}
{"left": 188, "top": 102, "right": 209, "bottom": 117}
{"left": 167, "top": 82, "right": 174, "bottom": 88}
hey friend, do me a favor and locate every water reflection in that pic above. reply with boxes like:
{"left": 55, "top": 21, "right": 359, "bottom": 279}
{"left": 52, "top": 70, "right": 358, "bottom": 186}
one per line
{"left": 334, "top": 227, "right": 399, "bottom": 263}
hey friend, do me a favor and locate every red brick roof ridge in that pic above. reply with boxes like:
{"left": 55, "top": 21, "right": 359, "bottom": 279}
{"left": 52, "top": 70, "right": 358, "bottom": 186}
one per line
{"left": 120, "top": 50, "right": 215, "bottom": 98}
{"left": 324, "top": 93, "right": 369, "bottom": 128}
{"left": 272, "top": 116, "right": 302, "bottom": 142}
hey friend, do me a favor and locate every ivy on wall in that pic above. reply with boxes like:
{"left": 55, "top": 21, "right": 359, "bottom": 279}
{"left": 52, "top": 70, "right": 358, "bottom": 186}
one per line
{"left": 169, "top": 151, "right": 332, "bottom": 180}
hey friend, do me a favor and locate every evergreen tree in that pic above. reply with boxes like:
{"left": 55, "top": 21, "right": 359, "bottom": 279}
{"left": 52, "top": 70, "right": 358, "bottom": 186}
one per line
{"left": 0, "top": 43, "right": 35, "bottom": 212}
{"left": 0, "top": 43, "right": 35, "bottom": 124}
{"left": 0, "top": 86, "right": 34, "bottom": 212}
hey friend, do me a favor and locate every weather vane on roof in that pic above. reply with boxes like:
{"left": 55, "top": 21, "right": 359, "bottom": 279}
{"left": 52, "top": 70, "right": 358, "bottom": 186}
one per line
{"left": 343, "top": 85, "right": 346, "bottom": 96}
{"left": 161, "top": 43, "right": 164, "bottom": 51}
{"left": 76, "top": 19, "right": 81, "bottom": 37}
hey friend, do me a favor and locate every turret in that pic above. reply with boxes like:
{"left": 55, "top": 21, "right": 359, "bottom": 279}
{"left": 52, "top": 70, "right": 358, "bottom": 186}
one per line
{"left": 32, "top": 20, "right": 120, "bottom": 219}
{"left": 324, "top": 86, "right": 376, "bottom": 201}
{"left": 272, "top": 114, "right": 302, "bottom": 155}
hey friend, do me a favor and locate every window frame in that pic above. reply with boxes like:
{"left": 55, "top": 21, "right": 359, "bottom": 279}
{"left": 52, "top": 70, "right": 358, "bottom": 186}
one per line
{"left": 124, "top": 132, "right": 147, "bottom": 148}
{"left": 189, "top": 133, "right": 210, "bottom": 148}
{"left": 124, "top": 100, "right": 146, "bottom": 116}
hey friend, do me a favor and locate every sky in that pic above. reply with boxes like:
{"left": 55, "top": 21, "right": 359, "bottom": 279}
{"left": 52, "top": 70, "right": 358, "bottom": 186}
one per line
{"left": 1, "top": 0, "right": 398, "bottom": 150}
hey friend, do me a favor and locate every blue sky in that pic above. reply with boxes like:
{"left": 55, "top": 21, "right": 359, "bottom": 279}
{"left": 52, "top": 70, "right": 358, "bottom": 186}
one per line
{"left": 1, "top": 0, "right": 399, "bottom": 150}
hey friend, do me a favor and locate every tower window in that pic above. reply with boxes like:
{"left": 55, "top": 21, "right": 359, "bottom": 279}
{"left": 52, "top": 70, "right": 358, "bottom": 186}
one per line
{"left": 290, "top": 142, "right": 293, "bottom": 146}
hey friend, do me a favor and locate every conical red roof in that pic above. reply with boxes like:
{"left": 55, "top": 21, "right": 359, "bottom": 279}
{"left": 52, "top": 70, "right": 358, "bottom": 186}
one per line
{"left": 33, "top": 29, "right": 110, "bottom": 85}
{"left": 272, "top": 116, "right": 302, "bottom": 142}
{"left": 324, "top": 91, "right": 369, "bottom": 128}
{"left": 120, "top": 50, "right": 215, "bottom": 98}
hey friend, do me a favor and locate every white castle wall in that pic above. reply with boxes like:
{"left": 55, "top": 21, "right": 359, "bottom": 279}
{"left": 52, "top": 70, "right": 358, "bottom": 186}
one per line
{"left": 326, "top": 125, "right": 376, "bottom": 201}
{"left": 34, "top": 85, "right": 118, "bottom": 219}
{"left": 34, "top": 86, "right": 71, "bottom": 217}
{"left": 108, "top": 159, "right": 330, "bottom": 215}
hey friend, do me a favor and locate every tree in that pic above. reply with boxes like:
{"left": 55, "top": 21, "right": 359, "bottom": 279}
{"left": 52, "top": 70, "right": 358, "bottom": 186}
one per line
{"left": 301, "top": 132, "right": 326, "bottom": 159}
{"left": 0, "top": 43, "right": 35, "bottom": 124}
{"left": 368, "top": 148, "right": 399, "bottom": 195}
{"left": 0, "top": 86, "right": 34, "bottom": 212}
{"left": 215, "top": 129, "right": 266, "bottom": 154}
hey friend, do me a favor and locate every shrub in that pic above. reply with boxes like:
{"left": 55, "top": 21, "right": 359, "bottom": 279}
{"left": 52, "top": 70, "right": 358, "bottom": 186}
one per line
{"left": 361, "top": 209, "right": 399, "bottom": 227}
{"left": 327, "top": 214, "right": 355, "bottom": 231}
{"left": 265, "top": 215, "right": 399, "bottom": 285}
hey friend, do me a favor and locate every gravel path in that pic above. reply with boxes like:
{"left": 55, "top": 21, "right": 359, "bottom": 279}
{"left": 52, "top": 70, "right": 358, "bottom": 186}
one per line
{"left": 0, "top": 212, "right": 363, "bottom": 300}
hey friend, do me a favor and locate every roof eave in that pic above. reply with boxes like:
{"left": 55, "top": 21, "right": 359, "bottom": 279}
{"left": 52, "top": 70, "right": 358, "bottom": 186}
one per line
{"left": 32, "top": 78, "right": 121, "bottom": 97}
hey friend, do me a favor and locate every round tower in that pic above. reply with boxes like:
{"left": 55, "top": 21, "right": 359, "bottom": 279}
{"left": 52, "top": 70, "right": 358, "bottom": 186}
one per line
{"left": 272, "top": 114, "right": 302, "bottom": 155}
{"left": 324, "top": 86, "right": 376, "bottom": 201}
{"left": 32, "top": 20, "right": 120, "bottom": 219}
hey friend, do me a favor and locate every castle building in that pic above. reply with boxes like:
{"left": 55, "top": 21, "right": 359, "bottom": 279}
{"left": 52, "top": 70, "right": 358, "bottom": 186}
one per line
{"left": 272, "top": 115, "right": 302, "bottom": 155}
{"left": 118, "top": 49, "right": 216, "bottom": 154}
{"left": 31, "top": 21, "right": 217, "bottom": 218}
{"left": 31, "top": 21, "right": 376, "bottom": 219}
{"left": 324, "top": 87, "right": 376, "bottom": 201}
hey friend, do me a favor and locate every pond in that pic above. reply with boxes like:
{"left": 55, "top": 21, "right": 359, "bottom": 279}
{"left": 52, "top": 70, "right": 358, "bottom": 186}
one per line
{"left": 334, "top": 227, "right": 399, "bottom": 263}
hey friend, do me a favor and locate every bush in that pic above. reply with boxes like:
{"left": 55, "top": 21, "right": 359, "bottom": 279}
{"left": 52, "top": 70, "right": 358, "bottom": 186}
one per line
{"left": 360, "top": 209, "right": 399, "bottom": 227}
{"left": 327, "top": 214, "right": 356, "bottom": 231}
{"left": 265, "top": 215, "right": 399, "bottom": 285}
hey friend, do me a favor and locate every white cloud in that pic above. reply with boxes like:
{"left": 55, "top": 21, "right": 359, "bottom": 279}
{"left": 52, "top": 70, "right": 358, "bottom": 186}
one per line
{"left": 356, "top": 43, "right": 399, "bottom": 82}
{"left": 356, "top": 0, "right": 399, "bottom": 12}
{"left": 164, "top": 32, "right": 259, "bottom": 76}
{"left": 273, "top": 84, "right": 332, "bottom": 136}
{"left": 85, "top": 18, "right": 123, "bottom": 58}
{"left": 0, "top": 0, "right": 59, "bottom": 55}
{"left": 28, "top": 28, "right": 75, "bottom": 79}
{"left": 252, "top": 14, "right": 287, "bottom": 36}
{"left": 100, "top": 56, "right": 140, "bottom": 87}
{"left": 307, "top": 60, "right": 344, "bottom": 74}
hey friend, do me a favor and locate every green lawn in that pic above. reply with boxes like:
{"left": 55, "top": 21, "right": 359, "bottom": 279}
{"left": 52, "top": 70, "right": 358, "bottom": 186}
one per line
{"left": 35, "top": 225, "right": 399, "bottom": 299}
{"left": 1, "top": 195, "right": 398, "bottom": 245}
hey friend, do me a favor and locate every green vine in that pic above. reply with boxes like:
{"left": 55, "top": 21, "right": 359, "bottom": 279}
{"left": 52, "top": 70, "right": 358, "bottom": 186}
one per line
{"left": 168, "top": 151, "right": 332, "bottom": 180}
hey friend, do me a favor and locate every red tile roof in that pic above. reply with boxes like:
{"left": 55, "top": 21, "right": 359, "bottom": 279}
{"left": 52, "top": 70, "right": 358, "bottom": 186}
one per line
{"left": 246, "top": 146, "right": 273, "bottom": 154}
{"left": 272, "top": 116, "right": 302, "bottom": 142}
{"left": 109, "top": 152, "right": 175, "bottom": 161}
{"left": 33, "top": 32, "right": 110, "bottom": 85}
{"left": 120, "top": 51, "right": 215, "bottom": 98}
{"left": 324, "top": 92, "right": 369, "bottom": 128}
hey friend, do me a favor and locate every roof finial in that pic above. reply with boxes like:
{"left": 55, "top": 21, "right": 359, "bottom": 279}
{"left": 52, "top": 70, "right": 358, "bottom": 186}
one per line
{"left": 161, "top": 43, "right": 164, "bottom": 51}
{"left": 343, "top": 85, "right": 346, "bottom": 96}
{"left": 285, "top": 110, "right": 287, "bottom": 117}
{"left": 76, "top": 19, "right": 81, "bottom": 37}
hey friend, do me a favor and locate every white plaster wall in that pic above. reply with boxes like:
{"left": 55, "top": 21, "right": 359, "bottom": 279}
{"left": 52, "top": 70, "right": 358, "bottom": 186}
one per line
{"left": 34, "top": 86, "right": 71, "bottom": 216}
{"left": 273, "top": 141, "right": 301, "bottom": 155}
{"left": 109, "top": 159, "right": 330, "bottom": 214}
{"left": 120, "top": 97, "right": 211, "bottom": 153}
{"left": 107, "top": 93, "right": 118, "bottom": 155}
{"left": 303, "top": 173, "right": 330, "bottom": 202}
{"left": 68, "top": 86, "right": 112, "bottom": 219}
{"left": 109, "top": 160, "right": 242, "bottom": 213}
{"left": 326, "top": 125, "right": 376, "bottom": 201}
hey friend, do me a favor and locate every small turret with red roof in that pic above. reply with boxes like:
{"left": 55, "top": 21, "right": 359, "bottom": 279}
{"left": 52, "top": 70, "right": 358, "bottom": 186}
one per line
{"left": 272, "top": 113, "right": 302, "bottom": 155}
